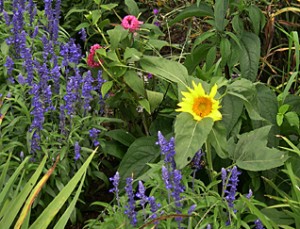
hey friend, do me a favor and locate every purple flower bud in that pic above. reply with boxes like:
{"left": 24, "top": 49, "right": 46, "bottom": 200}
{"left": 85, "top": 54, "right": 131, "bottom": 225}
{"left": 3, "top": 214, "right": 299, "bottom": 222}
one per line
{"left": 153, "top": 8, "right": 159, "bottom": 15}
{"left": 188, "top": 204, "right": 196, "bottom": 215}
{"left": 246, "top": 189, "right": 253, "bottom": 199}
{"left": 78, "top": 28, "right": 87, "bottom": 42}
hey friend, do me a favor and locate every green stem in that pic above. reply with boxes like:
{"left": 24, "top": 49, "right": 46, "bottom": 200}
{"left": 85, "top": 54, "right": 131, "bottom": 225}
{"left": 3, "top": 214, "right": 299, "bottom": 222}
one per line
{"left": 205, "top": 141, "right": 217, "bottom": 192}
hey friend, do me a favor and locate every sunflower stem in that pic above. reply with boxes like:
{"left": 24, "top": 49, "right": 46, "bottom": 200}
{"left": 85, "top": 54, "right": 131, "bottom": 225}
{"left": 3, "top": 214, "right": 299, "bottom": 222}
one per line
{"left": 205, "top": 141, "right": 217, "bottom": 192}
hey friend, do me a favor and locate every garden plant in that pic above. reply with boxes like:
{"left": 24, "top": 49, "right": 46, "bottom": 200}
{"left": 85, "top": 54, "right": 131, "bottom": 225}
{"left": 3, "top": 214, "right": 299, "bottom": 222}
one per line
{"left": 0, "top": 0, "right": 300, "bottom": 228}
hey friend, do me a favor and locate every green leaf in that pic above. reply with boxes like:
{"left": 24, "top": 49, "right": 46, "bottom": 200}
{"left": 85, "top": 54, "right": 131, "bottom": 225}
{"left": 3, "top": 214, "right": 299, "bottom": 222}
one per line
{"left": 107, "top": 25, "right": 129, "bottom": 50}
{"left": 247, "top": 5, "right": 263, "bottom": 35}
{"left": 124, "top": 47, "right": 143, "bottom": 62}
{"left": 101, "top": 81, "right": 113, "bottom": 97}
{"left": 214, "top": 0, "right": 229, "bottom": 32}
{"left": 285, "top": 111, "right": 299, "bottom": 128}
{"left": 239, "top": 195, "right": 280, "bottom": 229}
{"left": 147, "top": 38, "right": 169, "bottom": 51}
{"left": 75, "top": 22, "right": 90, "bottom": 31}
{"left": 175, "top": 113, "right": 214, "bottom": 169}
{"left": 232, "top": 15, "right": 244, "bottom": 34}
{"left": 100, "top": 3, "right": 118, "bottom": 11}
{"left": 105, "top": 129, "right": 136, "bottom": 147}
{"left": 0, "top": 155, "right": 29, "bottom": 210}
{"left": 192, "top": 31, "right": 215, "bottom": 49}
{"left": 138, "top": 99, "right": 151, "bottom": 114}
{"left": 118, "top": 137, "right": 160, "bottom": 189}
{"left": 206, "top": 46, "right": 216, "bottom": 70}
{"left": 184, "top": 43, "right": 211, "bottom": 74}
{"left": 221, "top": 94, "right": 244, "bottom": 136}
{"left": 103, "top": 141, "right": 125, "bottom": 159}
{"left": 276, "top": 113, "right": 284, "bottom": 126}
{"left": 279, "top": 104, "right": 290, "bottom": 114}
{"left": 91, "top": 10, "right": 101, "bottom": 25}
{"left": 220, "top": 37, "right": 231, "bottom": 66}
{"left": 53, "top": 172, "right": 86, "bottom": 229}
{"left": 233, "top": 126, "right": 287, "bottom": 171}
{"left": 0, "top": 156, "right": 47, "bottom": 228}
{"left": 1, "top": 41, "right": 9, "bottom": 56}
{"left": 208, "top": 122, "right": 228, "bottom": 158}
{"left": 29, "top": 149, "right": 97, "bottom": 229}
{"left": 64, "top": 8, "right": 88, "bottom": 19}
{"left": 124, "top": 70, "right": 145, "bottom": 96}
{"left": 140, "top": 55, "right": 189, "bottom": 87}
{"left": 146, "top": 90, "right": 164, "bottom": 113}
{"left": 169, "top": 3, "right": 213, "bottom": 26}
{"left": 125, "top": 0, "right": 139, "bottom": 16}
{"left": 239, "top": 32, "right": 261, "bottom": 82}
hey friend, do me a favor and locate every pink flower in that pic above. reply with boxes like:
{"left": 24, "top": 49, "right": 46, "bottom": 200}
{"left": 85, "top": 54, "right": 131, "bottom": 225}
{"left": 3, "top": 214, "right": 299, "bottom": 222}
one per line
{"left": 121, "top": 15, "right": 143, "bottom": 33}
{"left": 87, "top": 44, "right": 103, "bottom": 68}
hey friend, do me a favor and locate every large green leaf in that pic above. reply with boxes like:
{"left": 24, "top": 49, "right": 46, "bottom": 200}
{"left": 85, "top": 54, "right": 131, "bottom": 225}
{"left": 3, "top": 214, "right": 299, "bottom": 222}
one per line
{"left": 169, "top": 3, "right": 213, "bottom": 26}
{"left": 221, "top": 94, "right": 243, "bottom": 136}
{"left": 214, "top": 0, "right": 229, "bottom": 32}
{"left": 208, "top": 122, "right": 228, "bottom": 159}
{"left": 105, "top": 129, "right": 136, "bottom": 147}
{"left": 239, "top": 32, "right": 261, "bottom": 82}
{"left": 174, "top": 113, "right": 214, "bottom": 169}
{"left": 233, "top": 126, "right": 287, "bottom": 171}
{"left": 124, "top": 0, "right": 139, "bottom": 16}
{"left": 254, "top": 84, "right": 279, "bottom": 146}
{"left": 140, "top": 56, "right": 189, "bottom": 87}
{"left": 146, "top": 90, "right": 163, "bottom": 113}
{"left": 118, "top": 137, "right": 160, "bottom": 189}
{"left": 107, "top": 25, "right": 128, "bottom": 50}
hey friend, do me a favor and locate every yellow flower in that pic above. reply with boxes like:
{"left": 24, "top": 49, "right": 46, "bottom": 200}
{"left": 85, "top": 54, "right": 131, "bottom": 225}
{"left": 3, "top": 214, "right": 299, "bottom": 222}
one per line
{"left": 176, "top": 81, "right": 222, "bottom": 122}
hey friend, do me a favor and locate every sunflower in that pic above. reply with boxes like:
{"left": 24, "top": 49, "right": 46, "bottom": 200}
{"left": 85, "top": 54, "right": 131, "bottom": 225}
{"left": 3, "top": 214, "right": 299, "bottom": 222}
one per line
{"left": 176, "top": 81, "right": 222, "bottom": 122}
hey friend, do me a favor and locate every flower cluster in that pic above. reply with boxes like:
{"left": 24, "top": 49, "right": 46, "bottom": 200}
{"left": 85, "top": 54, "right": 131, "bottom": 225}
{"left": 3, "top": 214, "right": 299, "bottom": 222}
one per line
{"left": 87, "top": 44, "right": 103, "bottom": 68}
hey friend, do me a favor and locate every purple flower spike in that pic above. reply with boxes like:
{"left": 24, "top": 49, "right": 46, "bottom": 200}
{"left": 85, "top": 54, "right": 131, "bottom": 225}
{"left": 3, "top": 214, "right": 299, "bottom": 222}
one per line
{"left": 136, "top": 181, "right": 147, "bottom": 206}
{"left": 124, "top": 177, "right": 137, "bottom": 226}
{"left": 148, "top": 196, "right": 161, "bottom": 222}
{"left": 109, "top": 171, "right": 120, "bottom": 207}
{"left": 74, "top": 142, "right": 81, "bottom": 161}
{"left": 222, "top": 166, "right": 241, "bottom": 209}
